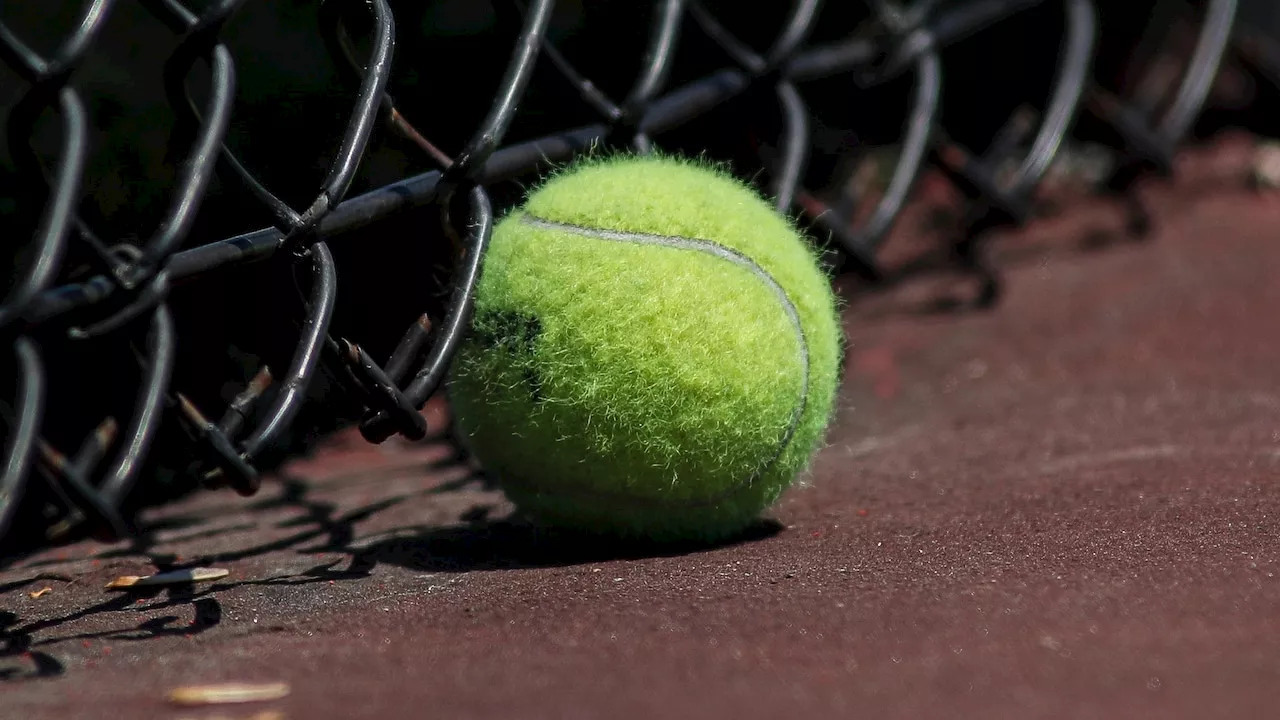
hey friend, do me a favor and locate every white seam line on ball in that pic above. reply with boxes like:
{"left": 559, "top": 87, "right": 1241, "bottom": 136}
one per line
{"left": 519, "top": 212, "right": 811, "bottom": 507}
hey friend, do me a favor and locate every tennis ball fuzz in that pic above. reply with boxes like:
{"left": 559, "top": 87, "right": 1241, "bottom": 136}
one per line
{"left": 446, "top": 155, "right": 842, "bottom": 542}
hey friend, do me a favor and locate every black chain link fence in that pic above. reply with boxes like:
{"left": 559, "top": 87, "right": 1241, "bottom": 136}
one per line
{"left": 0, "top": 0, "right": 1271, "bottom": 559}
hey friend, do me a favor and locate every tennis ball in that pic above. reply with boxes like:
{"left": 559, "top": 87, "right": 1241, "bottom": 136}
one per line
{"left": 446, "top": 154, "right": 842, "bottom": 542}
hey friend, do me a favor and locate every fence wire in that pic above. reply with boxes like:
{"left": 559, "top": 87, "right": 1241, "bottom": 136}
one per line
{"left": 0, "top": 0, "right": 1263, "bottom": 554}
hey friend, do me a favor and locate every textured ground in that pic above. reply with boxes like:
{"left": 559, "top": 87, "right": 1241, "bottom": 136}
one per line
{"left": 3, "top": 133, "right": 1280, "bottom": 719}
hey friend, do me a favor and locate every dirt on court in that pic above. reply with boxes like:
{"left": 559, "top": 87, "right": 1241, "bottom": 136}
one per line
{"left": 3, "top": 133, "right": 1280, "bottom": 719}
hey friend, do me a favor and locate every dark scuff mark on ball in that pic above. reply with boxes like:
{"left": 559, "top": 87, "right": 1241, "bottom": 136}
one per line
{"left": 473, "top": 309, "right": 546, "bottom": 402}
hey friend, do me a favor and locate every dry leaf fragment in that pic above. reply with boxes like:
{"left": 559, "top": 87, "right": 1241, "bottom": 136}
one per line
{"left": 1252, "top": 141, "right": 1280, "bottom": 190}
{"left": 175, "top": 713, "right": 284, "bottom": 720}
{"left": 167, "top": 682, "right": 290, "bottom": 706}
{"left": 105, "top": 567, "right": 229, "bottom": 590}
{"left": 28, "top": 587, "right": 52, "bottom": 599}
{"left": 172, "top": 707, "right": 285, "bottom": 712}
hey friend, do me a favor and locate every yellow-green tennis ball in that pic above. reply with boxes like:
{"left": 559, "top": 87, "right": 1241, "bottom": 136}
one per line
{"left": 446, "top": 154, "right": 842, "bottom": 542}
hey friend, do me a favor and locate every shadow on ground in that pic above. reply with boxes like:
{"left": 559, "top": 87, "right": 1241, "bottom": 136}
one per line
{"left": 0, "top": 582, "right": 224, "bottom": 682}
{"left": 349, "top": 517, "right": 787, "bottom": 573}
{"left": 0, "top": 439, "right": 787, "bottom": 682}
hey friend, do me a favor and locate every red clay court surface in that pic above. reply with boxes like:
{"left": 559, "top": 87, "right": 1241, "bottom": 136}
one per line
{"left": 3, "top": 134, "right": 1280, "bottom": 719}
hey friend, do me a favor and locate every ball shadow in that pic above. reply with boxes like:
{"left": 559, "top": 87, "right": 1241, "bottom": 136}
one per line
{"left": 356, "top": 516, "right": 787, "bottom": 572}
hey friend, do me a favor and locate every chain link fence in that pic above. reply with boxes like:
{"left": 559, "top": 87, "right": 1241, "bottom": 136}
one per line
{"left": 0, "top": 0, "right": 1267, "bottom": 557}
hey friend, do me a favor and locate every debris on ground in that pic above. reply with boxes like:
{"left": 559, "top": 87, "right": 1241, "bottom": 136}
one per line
{"left": 104, "top": 567, "right": 230, "bottom": 591}
{"left": 1250, "top": 139, "right": 1280, "bottom": 189}
{"left": 167, "top": 682, "right": 290, "bottom": 706}
{"left": 172, "top": 707, "right": 285, "bottom": 712}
